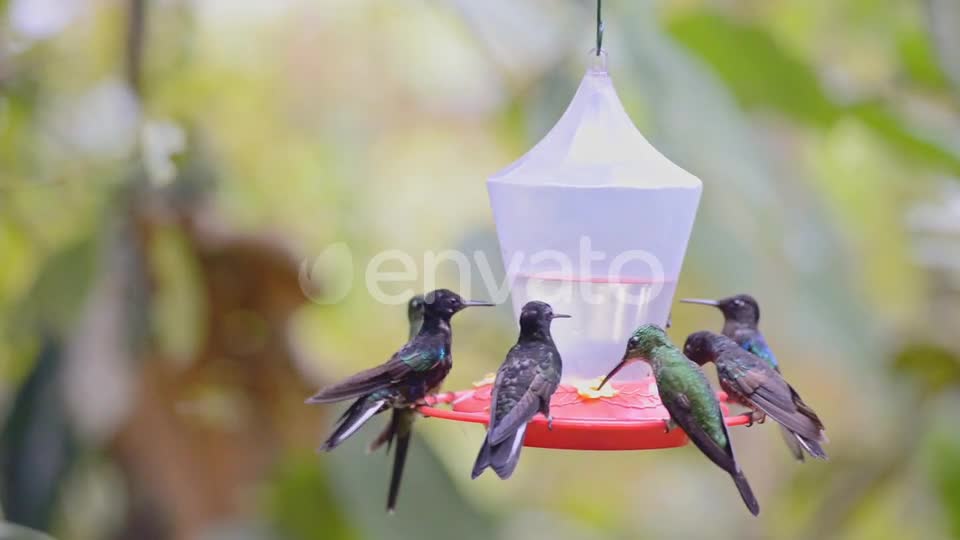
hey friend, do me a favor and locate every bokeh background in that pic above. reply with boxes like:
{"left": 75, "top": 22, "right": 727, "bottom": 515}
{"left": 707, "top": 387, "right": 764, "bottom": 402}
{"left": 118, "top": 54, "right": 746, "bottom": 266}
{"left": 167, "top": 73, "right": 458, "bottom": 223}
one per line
{"left": 3, "top": 0, "right": 960, "bottom": 538}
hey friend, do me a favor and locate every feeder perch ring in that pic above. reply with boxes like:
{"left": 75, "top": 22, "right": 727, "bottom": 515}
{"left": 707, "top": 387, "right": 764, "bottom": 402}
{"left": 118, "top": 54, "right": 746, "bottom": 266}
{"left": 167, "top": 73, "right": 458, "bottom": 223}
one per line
{"left": 418, "top": 377, "right": 751, "bottom": 451}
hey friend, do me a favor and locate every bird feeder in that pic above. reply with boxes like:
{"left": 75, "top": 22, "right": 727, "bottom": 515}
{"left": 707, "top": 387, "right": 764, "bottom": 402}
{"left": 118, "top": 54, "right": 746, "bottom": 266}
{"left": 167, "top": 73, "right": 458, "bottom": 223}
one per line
{"left": 420, "top": 30, "right": 749, "bottom": 449}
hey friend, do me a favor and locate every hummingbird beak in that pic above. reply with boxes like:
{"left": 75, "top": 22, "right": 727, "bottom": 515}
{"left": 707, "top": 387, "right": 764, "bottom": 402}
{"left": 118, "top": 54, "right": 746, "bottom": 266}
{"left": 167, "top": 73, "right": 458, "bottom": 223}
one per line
{"left": 679, "top": 298, "right": 719, "bottom": 307}
{"left": 551, "top": 313, "right": 572, "bottom": 319}
{"left": 463, "top": 300, "right": 495, "bottom": 307}
{"left": 597, "top": 358, "right": 630, "bottom": 390}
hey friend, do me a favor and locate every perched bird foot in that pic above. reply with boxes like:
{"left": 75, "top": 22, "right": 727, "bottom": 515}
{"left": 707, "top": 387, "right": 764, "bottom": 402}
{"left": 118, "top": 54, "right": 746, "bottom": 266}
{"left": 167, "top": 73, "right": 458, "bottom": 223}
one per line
{"left": 663, "top": 418, "right": 677, "bottom": 433}
{"left": 547, "top": 415, "right": 554, "bottom": 431}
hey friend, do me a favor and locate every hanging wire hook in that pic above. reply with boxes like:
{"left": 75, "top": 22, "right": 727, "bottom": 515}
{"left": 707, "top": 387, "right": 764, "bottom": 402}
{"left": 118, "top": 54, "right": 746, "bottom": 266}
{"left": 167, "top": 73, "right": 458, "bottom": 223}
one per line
{"left": 596, "top": 0, "right": 604, "bottom": 55}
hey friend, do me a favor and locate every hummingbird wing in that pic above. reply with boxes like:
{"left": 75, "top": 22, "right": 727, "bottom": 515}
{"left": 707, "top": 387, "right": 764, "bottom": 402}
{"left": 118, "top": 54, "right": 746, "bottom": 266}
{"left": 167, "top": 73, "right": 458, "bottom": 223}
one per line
{"left": 306, "top": 362, "right": 403, "bottom": 404}
{"left": 718, "top": 352, "right": 825, "bottom": 441}
{"left": 488, "top": 389, "right": 540, "bottom": 446}
{"left": 487, "top": 352, "right": 556, "bottom": 446}
{"left": 472, "top": 356, "right": 536, "bottom": 480}
{"left": 662, "top": 383, "right": 759, "bottom": 516}
{"left": 730, "top": 331, "right": 824, "bottom": 459}
{"left": 306, "top": 338, "right": 444, "bottom": 404}
{"left": 785, "top": 386, "right": 828, "bottom": 458}
{"left": 662, "top": 391, "right": 738, "bottom": 476}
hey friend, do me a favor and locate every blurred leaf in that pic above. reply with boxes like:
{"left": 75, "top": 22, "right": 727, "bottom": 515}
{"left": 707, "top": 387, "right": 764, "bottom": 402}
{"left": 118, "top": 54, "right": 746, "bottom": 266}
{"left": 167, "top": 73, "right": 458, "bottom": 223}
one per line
{"left": 892, "top": 342, "right": 960, "bottom": 395}
{"left": 11, "top": 237, "right": 96, "bottom": 339}
{"left": 0, "top": 338, "right": 78, "bottom": 531}
{"left": 667, "top": 12, "right": 840, "bottom": 126}
{"left": 897, "top": 27, "right": 951, "bottom": 90}
{"left": 667, "top": 12, "right": 960, "bottom": 176}
{"left": 930, "top": 432, "right": 960, "bottom": 539}
{"left": 265, "top": 454, "right": 358, "bottom": 540}
{"left": 849, "top": 101, "right": 960, "bottom": 178}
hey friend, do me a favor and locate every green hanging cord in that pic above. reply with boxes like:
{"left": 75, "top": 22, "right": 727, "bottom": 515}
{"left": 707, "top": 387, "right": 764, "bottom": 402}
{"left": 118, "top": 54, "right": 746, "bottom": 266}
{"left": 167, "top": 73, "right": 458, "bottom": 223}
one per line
{"left": 596, "top": 0, "right": 604, "bottom": 55}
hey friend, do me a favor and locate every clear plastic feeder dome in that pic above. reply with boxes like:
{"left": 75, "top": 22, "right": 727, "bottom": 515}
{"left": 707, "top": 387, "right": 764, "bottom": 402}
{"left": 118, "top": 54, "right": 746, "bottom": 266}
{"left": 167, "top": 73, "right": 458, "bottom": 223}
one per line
{"left": 420, "top": 55, "right": 747, "bottom": 450}
{"left": 489, "top": 55, "right": 701, "bottom": 382}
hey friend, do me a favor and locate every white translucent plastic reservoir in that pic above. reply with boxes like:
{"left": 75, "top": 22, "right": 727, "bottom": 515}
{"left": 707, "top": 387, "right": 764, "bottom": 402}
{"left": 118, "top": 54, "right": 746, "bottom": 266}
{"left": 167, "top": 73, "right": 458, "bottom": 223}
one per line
{"left": 487, "top": 56, "right": 702, "bottom": 381}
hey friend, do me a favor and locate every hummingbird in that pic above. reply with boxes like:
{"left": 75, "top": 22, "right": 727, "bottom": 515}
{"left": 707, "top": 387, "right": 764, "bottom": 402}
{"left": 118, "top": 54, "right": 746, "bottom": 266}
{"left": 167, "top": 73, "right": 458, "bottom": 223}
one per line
{"left": 306, "top": 289, "right": 493, "bottom": 512}
{"left": 406, "top": 294, "right": 426, "bottom": 339}
{"left": 680, "top": 294, "right": 808, "bottom": 461}
{"left": 471, "top": 301, "right": 569, "bottom": 480}
{"left": 598, "top": 324, "right": 760, "bottom": 516}
{"left": 683, "top": 331, "right": 827, "bottom": 460}
{"left": 364, "top": 294, "right": 426, "bottom": 511}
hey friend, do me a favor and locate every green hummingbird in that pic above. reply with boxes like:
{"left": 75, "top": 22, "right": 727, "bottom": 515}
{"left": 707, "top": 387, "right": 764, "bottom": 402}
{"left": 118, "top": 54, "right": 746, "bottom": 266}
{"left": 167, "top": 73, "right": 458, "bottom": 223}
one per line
{"left": 472, "top": 301, "right": 570, "bottom": 479}
{"left": 680, "top": 294, "right": 809, "bottom": 461}
{"left": 598, "top": 324, "right": 760, "bottom": 516}
{"left": 683, "top": 331, "right": 827, "bottom": 460}
{"left": 306, "top": 289, "right": 493, "bottom": 512}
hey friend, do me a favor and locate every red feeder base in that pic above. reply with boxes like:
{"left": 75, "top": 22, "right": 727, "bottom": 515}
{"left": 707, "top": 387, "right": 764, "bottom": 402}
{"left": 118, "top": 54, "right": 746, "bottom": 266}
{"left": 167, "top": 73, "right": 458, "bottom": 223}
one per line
{"left": 419, "top": 376, "right": 751, "bottom": 451}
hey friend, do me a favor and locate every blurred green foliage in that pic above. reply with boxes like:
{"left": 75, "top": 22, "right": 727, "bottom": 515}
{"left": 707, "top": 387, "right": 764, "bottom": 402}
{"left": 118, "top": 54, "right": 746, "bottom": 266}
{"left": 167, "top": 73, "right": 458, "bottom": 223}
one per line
{"left": 932, "top": 433, "right": 960, "bottom": 539}
{"left": 264, "top": 455, "right": 357, "bottom": 540}
{"left": 894, "top": 343, "right": 960, "bottom": 396}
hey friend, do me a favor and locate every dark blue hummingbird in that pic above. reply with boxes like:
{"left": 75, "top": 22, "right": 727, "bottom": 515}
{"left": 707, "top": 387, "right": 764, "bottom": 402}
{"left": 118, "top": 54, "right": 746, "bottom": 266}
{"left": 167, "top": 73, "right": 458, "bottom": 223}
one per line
{"left": 683, "top": 331, "right": 827, "bottom": 460}
{"left": 306, "top": 289, "right": 493, "bottom": 512}
{"left": 680, "top": 295, "right": 777, "bottom": 369}
{"left": 472, "top": 301, "right": 569, "bottom": 479}
{"left": 680, "top": 294, "right": 812, "bottom": 461}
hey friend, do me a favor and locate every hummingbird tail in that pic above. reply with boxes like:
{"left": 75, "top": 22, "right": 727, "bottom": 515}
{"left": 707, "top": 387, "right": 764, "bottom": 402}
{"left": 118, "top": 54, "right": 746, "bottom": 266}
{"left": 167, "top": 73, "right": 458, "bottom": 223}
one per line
{"left": 368, "top": 411, "right": 398, "bottom": 454}
{"left": 779, "top": 425, "right": 806, "bottom": 462}
{"left": 471, "top": 424, "right": 529, "bottom": 480}
{"left": 471, "top": 439, "right": 492, "bottom": 479}
{"left": 794, "top": 433, "right": 828, "bottom": 460}
{"left": 490, "top": 424, "right": 528, "bottom": 480}
{"left": 731, "top": 469, "right": 760, "bottom": 517}
{"left": 386, "top": 414, "right": 413, "bottom": 514}
{"left": 319, "top": 397, "right": 385, "bottom": 451}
